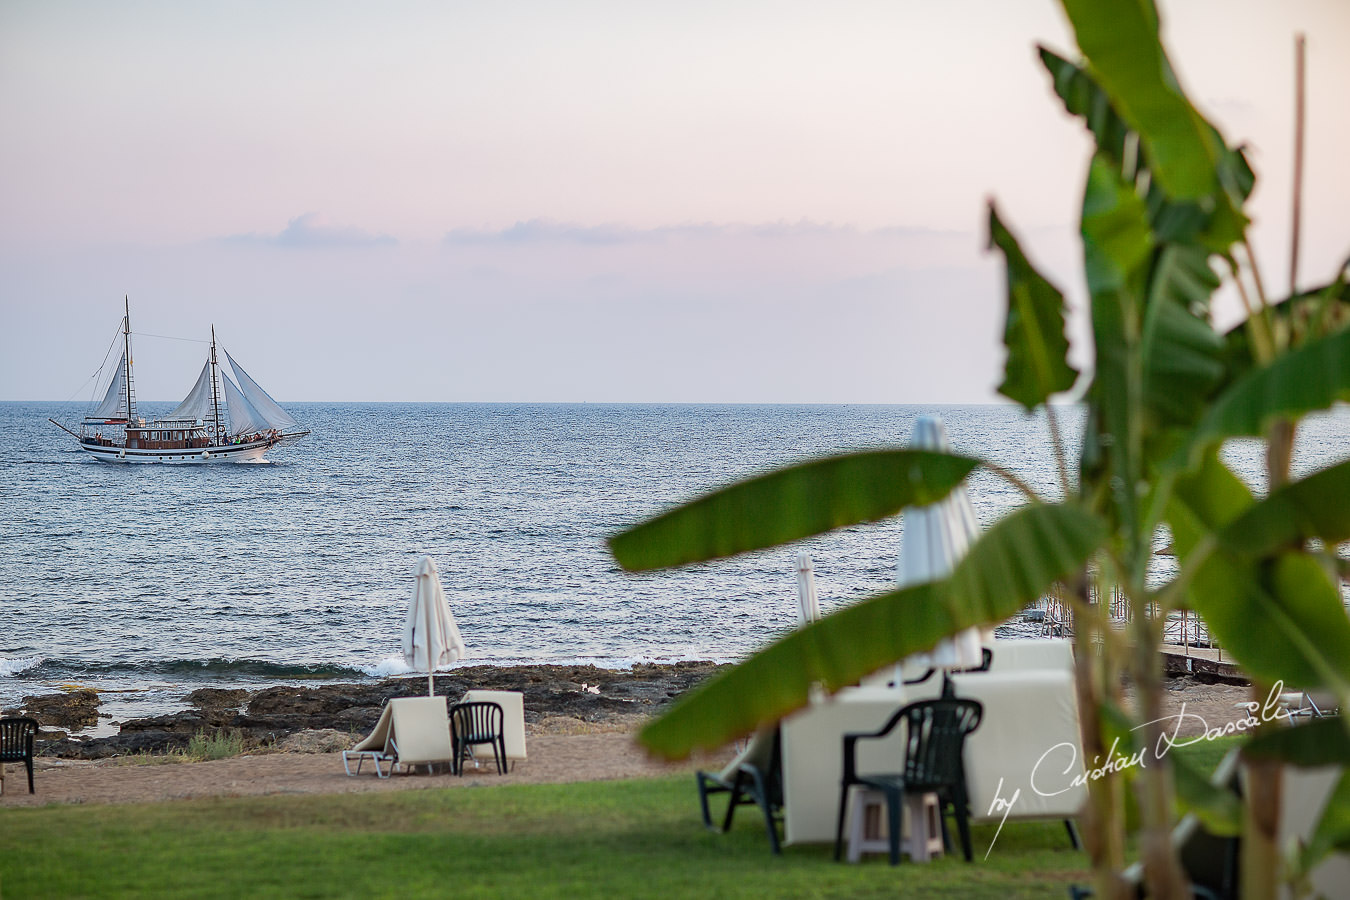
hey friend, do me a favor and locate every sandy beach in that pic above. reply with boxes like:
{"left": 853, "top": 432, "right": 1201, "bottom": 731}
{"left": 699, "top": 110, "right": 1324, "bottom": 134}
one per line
{"left": 1, "top": 731, "right": 731, "bottom": 808}
{"left": 0, "top": 673, "right": 1258, "bottom": 809}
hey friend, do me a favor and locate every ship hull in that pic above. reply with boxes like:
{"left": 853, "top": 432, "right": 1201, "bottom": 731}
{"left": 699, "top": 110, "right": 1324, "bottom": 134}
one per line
{"left": 78, "top": 439, "right": 275, "bottom": 464}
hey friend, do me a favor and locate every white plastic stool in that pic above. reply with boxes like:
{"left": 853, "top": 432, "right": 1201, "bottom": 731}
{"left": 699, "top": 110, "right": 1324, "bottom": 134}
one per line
{"left": 845, "top": 787, "right": 945, "bottom": 863}
{"left": 902, "top": 792, "right": 945, "bottom": 862}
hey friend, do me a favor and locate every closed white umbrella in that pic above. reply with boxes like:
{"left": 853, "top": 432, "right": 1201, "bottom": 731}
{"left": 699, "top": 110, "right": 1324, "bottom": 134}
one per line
{"left": 403, "top": 556, "right": 467, "bottom": 696}
{"left": 899, "top": 416, "right": 984, "bottom": 670}
{"left": 795, "top": 552, "right": 822, "bottom": 625}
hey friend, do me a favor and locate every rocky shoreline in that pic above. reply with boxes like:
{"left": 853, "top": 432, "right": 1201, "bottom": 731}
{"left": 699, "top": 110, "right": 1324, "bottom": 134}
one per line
{"left": 4, "top": 662, "right": 729, "bottom": 760}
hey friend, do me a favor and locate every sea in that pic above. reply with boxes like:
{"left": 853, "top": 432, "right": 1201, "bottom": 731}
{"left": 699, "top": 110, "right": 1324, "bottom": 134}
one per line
{"left": 3, "top": 401, "right": 1347, "bottom": 732}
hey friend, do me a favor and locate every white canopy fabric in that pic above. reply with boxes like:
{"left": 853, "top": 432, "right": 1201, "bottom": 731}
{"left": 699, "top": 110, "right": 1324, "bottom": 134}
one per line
{"left": 165, "top": 361, "right": 216, "bottom": 423}
{"left": 795, "top": 552, "right": 822, "bottom": 625}
{"left": 402, "top": 556, "right": 467, "bottom": 696}
{"left": 898, "top": 416, "right": 984, "bottom": 669}
{"left": 222, "top": 374, "right": 269, "bottom": 436}
{"left": 225, "top": 351, "right": 300, "bottom": 430}
{"left": 91, "top": 353, "right": 129, "bottom": 420}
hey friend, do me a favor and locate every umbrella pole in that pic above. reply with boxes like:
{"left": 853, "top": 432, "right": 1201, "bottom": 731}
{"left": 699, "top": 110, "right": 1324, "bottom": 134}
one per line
{"left": 425, "top": 575, "right": 436, "bottom": 697}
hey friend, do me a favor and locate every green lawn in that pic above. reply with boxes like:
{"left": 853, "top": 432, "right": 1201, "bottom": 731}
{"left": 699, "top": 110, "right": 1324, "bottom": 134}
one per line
{"left": 0, "top": 739, "right": 1234, "bottom": 899}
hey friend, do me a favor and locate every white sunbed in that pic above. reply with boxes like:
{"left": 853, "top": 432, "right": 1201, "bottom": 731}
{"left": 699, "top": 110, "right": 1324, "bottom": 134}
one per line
{"left": 342, "top": 696, "right": 454, "bottom": 778}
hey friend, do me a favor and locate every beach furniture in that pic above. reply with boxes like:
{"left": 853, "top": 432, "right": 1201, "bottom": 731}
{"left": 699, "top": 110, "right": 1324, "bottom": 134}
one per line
{"left": 460, "top": 689, "right": 527, "bottom": 768}
{"left": 1279, "top": 688, "right": 1339, "bottom": 718}
{"left": 946, "top": 668, "right": 1086, "bottom": 846}
{"left": 984, "top": 637, "right": 1073, "bottom": 674}
{"left": 1068, "top": 751, "right": 1242, "bottom": 900}
{"left": 448, "top": 701, "right": 507, "bottom": 775}
{"left": 0, "top": 717, "right": 38, "bottom": 794}
{"left": 781, "top": 686, "right": 915, "bottom": 843}
{"left": 404, "top": 556, "right": 466, "bottom": 698}
{"left": 696, "top": 725, "right": 784, "bottom": 854}
{"left": 782, "top": 640, "right": 1086, "bottom": 848}
{"left": 341, "top": 696, "right": 454, "bottom": 777}
{"left": 834, "top": 697, "right": 983, "bottom": 865}
{"left": 900, "top": 640, "right": 1085, "bottom": 846}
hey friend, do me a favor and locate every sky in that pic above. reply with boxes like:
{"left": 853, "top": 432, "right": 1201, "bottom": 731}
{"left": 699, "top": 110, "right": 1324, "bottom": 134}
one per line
{"left": 2, "top": 0, "right": 1347, "bottom": 404}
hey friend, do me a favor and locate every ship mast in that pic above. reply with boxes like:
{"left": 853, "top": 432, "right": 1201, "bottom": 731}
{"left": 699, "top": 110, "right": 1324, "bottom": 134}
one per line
{"left": 209, "top": 325, "right": 223, "bottom": 446}
{"left": 123, "top": 295, "right": 136, "bottom": 423}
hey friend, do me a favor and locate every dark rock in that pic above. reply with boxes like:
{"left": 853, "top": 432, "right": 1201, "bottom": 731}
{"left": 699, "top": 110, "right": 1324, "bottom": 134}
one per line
{"left": 119, "top": 711, "right": 230, "bottom": 734}
{"left": 185, "top": 688, "right": 249, "bottom": 710}
{"left": 247, "top": 684, "right": 403, "bottom": 717}
{"left": 276, "top": 729, "right": 356, "bottom": 753}
{"left": 34, "top": 662, "right": 731, "bottom": 759}
{"left": 39, "top": 730, "right": 192, "bottom": 760}
{"left": 20, "top": 689, "right": 100, "bottom": 730}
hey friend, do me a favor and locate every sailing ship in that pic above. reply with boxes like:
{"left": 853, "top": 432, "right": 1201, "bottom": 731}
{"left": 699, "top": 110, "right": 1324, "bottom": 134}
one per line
{"left": 49, "top": 300, "right": 310, "bottom": 464}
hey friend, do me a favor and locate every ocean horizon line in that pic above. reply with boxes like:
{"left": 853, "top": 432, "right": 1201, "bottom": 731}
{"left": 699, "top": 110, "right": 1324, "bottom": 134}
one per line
{"left": 10, "top": 398, "right": 1059, "bottom": 408}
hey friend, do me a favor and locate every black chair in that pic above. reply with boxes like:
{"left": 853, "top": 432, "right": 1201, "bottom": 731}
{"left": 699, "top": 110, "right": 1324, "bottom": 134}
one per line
{"left": 449, "top": 701, "right": 506, "bottom": 775}
{"left": 696, "top": 727, "right": 784, "bottom": 854}
{"left": 0, "top": 716, "right": 38, "bottom": 795}
{"left": 834, "top": 698, "right": 983, "bottom": 865}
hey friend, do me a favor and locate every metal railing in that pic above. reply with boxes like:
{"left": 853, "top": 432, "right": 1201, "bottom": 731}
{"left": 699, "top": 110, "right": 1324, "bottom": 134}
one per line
{"left": 1027, "top": 585, "right": 1222, "bottom": 660}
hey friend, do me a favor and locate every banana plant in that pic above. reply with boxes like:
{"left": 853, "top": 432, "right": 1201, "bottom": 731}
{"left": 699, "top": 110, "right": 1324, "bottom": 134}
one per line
{"left": 608, "top": 2, "right": 1350, "bottom": 897}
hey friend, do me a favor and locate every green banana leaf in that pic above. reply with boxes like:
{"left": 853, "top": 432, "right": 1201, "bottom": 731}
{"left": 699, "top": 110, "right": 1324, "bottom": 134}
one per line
{"left": 1141, "top": 248, "right": 1225, "bottom": 426}
{"left": 1218, "top": 459, "right": 1350, "bottom": 557}
{"left": 1038, "top": 47, "right": 1247, "bottom": 251}
{"left": 1168, "top": 454, "right": 1350, "bottom": 691}
{"left": 988, "top": 204, "right": 1079, "bottom": 409}
{"left": 609, "top": 449, "right": 981, "bottom": 572}
{"left": 1222, "top": 266, "right": 1350, "bottom": 379}
{"left": 1080, "top": 152, "right": 1153, "bottom": 539}
{"left": 1058, "top": 0, "right": 1228, "bottom": 205}
{"left": 1082, "top": 154, "right": 1154, "bottom": 295}
{"left": 637, "top": 502, "right": 1106, "bottom": 758}
{"left": 1243, "top": 718, "right": 1350, "bottom": 768}
{"left": 1172, "top": 749, "right": 1241, "bottom": 837}
{"left": 1185, "top": 326, "right": 1350, "bottom": 462}
{"left": 1039, "top": 46, "right": 1129, "bottom": 165}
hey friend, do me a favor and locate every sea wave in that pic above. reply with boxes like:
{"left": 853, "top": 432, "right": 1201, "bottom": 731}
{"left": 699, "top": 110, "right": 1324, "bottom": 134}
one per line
{"left": 9, "top": 657, "right": 372, "bottom": 681}
{"left": 363, "top": 657, "right": 413, "bottom": 677}
{"left": 0, "top": 655, "right": 44, "bottom": 677}
{"left": 450, "top": 653, "right": 736, "bottom": 670}
{"left": 358, "top": 654, "right": 731, "bottom": 678}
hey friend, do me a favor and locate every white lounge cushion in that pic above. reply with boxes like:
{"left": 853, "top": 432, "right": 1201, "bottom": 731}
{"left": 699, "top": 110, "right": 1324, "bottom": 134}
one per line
{"left": 387, "top": 696, "right": 454, "bottom": 766}
{"left": 461, "top": 690, "right": 527, "bottom": 762}
{"left": 948, "top": 669, "right": 1087, "bottom": 823}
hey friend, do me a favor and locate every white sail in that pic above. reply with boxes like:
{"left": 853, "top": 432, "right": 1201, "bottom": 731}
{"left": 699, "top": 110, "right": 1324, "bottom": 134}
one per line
{"left": 222, "top": 374, "right": 269, "bottom": 436}
{"left": 164, "top": 361, "right": 217, "bottom": 423}
{"left": 91, "top": 353, "right": 129, "bottom": 420}
{"left": 224, "top": 351, "right": 299, "bottom": 430}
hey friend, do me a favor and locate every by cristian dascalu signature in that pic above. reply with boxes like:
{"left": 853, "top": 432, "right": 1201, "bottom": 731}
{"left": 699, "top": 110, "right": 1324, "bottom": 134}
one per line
{"left": 982, "top": 681, "right": 1295, "bottom": 858}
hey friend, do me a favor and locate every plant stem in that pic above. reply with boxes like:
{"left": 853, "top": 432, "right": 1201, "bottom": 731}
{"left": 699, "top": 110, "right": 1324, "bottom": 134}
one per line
{"left": 979, "top": 459, "right": 1042, "bottom": 503}
{"left": 1244, "top": 37, "right": 1308, "bottom": 900}
{"left": 1290, "top": 34, "right": 1306, "bottom": 300}
{"left": 1071, "top": 572, "right": 1131, "bottom": 900}
{"left": 1044, "top": 402, "right": 1073, "bottom": 500}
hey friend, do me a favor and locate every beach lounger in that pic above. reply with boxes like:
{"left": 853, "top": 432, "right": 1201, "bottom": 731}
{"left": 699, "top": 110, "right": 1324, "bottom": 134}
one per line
{"left": 342, "top": 696, "right": 453, "bottom": 777}
{"left": 1279, "top": 688, "right": 1339, "bottom": 718}
{"left": 696, "top": 726, "right": 784, "bottom": 854}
